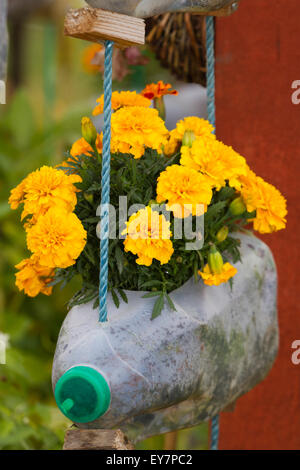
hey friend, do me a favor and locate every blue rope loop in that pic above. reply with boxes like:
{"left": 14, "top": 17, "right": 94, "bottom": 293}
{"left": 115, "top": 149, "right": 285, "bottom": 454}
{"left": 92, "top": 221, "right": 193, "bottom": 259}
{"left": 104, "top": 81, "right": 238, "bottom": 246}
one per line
{"left": 99, "top": 40, "right": 113, "bottom": 323}
{"left": 206, "top": 16, "right": 220, "bottom": 450}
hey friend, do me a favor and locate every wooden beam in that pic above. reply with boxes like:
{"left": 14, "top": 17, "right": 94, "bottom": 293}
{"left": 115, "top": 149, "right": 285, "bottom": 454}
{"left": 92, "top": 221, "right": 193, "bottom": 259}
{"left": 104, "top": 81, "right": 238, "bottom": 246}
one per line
{"left": 63, "top": 428, "right": 135, "bottom": 450}
{"left": 64, "top": 8, "right": 145, "bottom": 48}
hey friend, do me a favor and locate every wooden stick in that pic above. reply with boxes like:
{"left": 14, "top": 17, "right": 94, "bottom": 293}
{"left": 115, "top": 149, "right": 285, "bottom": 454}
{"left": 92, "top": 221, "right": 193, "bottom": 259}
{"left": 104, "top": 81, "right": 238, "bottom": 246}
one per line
{"left": 63, "top": 428, "right": 135, "bottom": 450}
{"left": 64, "top": 7, "right": 145, "bottom": 48}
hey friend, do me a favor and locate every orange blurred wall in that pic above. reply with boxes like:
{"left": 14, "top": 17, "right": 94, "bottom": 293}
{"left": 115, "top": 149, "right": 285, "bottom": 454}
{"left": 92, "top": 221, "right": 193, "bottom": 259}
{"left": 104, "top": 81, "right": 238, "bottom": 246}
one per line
{"left": 215, "top": 0, "right": 300, "bottom": 450}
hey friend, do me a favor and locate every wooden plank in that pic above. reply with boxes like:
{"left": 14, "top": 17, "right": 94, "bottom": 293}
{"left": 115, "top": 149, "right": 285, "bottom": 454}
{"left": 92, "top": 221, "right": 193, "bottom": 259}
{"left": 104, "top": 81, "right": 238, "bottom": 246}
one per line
{"left": 63, "top": 429, "right": 135, "bottom": 450}
{"left": 64, "top": 8, "right": 145, "bottom": 48}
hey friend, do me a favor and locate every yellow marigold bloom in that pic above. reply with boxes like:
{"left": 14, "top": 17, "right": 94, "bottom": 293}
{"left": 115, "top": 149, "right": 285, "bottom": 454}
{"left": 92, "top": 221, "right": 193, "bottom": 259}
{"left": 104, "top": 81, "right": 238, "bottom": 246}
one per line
{"left": 123, "top": 206, "right": 174, "bottom": 266}
{"left": 93, "top": 91, "right": 151, "bottom": 116}
{"left": 156, "top": 164, "right": 213, "bottom": 218}
{"left": 199, "top": 262, "right": 237, "bottom": 286}
{"left": 82, "top": 43, "right": 103, "bottom": 74}
{"left": 141, "top": 81, "right": 178, "bottom": 100}
{"left": 164, "top": 117, "right": 215, "bottom": 156}
{"left": 27, "top": 208, "right": 87, "bottom": 268}
{"left": 111, "top": 106, "right": 168, "bottom": 159}
{"left": 8, "top": 180, "right": 26, "bottom": 210}
{"left": 9, "top": 166, "right": 82, "bottom": 220}
{"left": 180, "top": 136, "right": 248, "bottom": 190}
{"left": 15, "top": 256, "right": 54, "bottom": 297}
{"left": 240, "top": 171, "right": 287, "bottom": 233}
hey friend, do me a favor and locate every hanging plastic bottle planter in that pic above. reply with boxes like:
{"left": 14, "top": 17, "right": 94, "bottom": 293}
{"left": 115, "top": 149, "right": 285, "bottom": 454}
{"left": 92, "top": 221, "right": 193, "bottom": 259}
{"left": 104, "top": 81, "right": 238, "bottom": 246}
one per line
{"left": 8, "top": 2, "right": 287, "bottom": 448}
{"left": 52, "top": 232, "right": 279, "bottom": 443}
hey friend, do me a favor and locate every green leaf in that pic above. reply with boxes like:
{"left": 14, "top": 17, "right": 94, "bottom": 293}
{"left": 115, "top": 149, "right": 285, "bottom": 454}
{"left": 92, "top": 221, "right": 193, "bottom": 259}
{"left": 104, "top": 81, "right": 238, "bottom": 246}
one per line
{"left": 142, "top": 291, "right": 161, "bottom": 299}
{"left": 151, "top": 293, "right": 165, "bottom": 320}
{"left": 165, "top": 293, "right": 176, "bottom": 311}
{"left": 117, "top": 288, "right": 128, "bottom": 304}
{"left": 205, "top": 201, "right": 227, "bottom": 222}
{"left": 111, "top": 288, "right": 120, "bottom": 308}
{"left": 216, "top": 186, "right": 236, "bottom": 201}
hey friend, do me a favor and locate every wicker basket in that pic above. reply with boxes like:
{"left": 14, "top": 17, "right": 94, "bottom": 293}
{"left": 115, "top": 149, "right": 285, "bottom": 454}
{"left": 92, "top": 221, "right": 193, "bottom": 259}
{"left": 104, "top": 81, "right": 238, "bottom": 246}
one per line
{"left": 146, "top": 13, "right": 207, "bottom": 87}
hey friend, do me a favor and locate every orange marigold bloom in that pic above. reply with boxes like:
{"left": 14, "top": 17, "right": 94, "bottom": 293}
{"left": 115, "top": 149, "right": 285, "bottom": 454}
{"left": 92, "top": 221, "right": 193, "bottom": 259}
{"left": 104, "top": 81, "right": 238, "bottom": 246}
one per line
{"left": 15, "top": 256, "right": 54, "bottom": 297}
{"left": 82, "top": 43, "right": 103, "bottom": 74}
{"left": 61, "top": 135, "right": 103, "bottom": 170}
{"left": 156, "top": 164, "right": 213, "bottom": 218}
{"left": 93, "top": 91, "right": 151, "bottom": 116}
{"left": 199, "top": 263, "right": 237, "bottom": 286}
{"left": 141, "top": 80, "right": 178, "bottom": 100}
{"left": 240, "top": 170, "right": 287, "bottom": 233}
{"left": 70, "top": 137, "right": 93, "bottom": 157}
{"left": 27, "top": 208, "right": 87, "bottom": 268}
{"left": 123, "top": 206, "right": 174, "bottom": 266}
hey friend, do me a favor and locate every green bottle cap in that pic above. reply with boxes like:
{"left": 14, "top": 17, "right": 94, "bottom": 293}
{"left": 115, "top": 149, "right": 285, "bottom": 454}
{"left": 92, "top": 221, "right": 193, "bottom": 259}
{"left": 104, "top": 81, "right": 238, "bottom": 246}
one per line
{"left": 54, "top": 366, "right": 111, "bottom": 423}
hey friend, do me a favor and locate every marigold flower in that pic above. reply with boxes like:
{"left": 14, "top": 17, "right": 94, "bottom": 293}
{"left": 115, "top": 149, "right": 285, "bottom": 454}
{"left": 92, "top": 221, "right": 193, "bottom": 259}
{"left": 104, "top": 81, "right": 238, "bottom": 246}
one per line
{"left": 180, "top": 136, "right": 248, "bottom": 190}
{"left": 141, "top": 81, "right": 178, "bottom": 100}
{"left": 82, "top": 43, "right": 103, "bottom": 74}
{"left": 15, "top": 256, "right": 54, "bottom": 297}
{"left": 199, "top": 262, "right": 237, "bottom": 286}
{"left": 240, "top": 171, "right": 287, "bottom": 233}
{"left": 61, "top": 135, "right": 103, "bottom": 171}
{"left": 26, "top": 208, "right": 87, "bottom": 268}
{"left": 164, "top": 117, "right": 215, "bottom": 156}
{"left": 9, "top": 166, "right": 82, "bottom": 220}
{"left": 8, "top": 180, "right": 26, "bottom": 210}
{"left": 111, "top": 106, "right": 168, "bottom": 159}
{"left": 93, "top": 91, "right": 151, "bottom": 116}
{"left": 156, "top": 164, "right": 213, "bottom": 218}
{"left": 123, "top": 206, "right": 174, "bottom": 266}
{"left": 70, "top": 137, "right": 93, "bottom": 158}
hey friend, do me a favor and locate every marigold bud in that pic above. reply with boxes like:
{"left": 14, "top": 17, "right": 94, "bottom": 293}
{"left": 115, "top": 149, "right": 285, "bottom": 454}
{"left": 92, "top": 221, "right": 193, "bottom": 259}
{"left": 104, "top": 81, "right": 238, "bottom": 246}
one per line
{"left": 208, "top": 246, "right": 224, "bottom": 274}
{"left": 216, "top": 226, "right": 229, "bottom": 242}
{"left": 182, "top": 130, "right": 196, "bottom": 147}
{"left": 176, "top": 256, "right": 183, "bottom": 263}
{"left": 229, "top": 196, "right": 246, "bottom": 216}
{"left": 81, "top": 117, "right": 97, "bottom": 145}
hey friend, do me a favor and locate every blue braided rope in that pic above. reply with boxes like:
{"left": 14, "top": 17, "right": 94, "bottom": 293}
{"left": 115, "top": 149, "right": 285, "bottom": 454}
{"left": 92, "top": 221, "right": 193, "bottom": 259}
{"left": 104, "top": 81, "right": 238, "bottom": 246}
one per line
{"left": 211, "top": 415, "right": 220, "bottom": 450}
{"left": 206, "top": 16, "right": 216, "bottom": 130}
{"left": 206, "top": 16, "right": 220, "bottom": 450}
{"left": 99, "top": 40, "right": 113, "bottom": 323}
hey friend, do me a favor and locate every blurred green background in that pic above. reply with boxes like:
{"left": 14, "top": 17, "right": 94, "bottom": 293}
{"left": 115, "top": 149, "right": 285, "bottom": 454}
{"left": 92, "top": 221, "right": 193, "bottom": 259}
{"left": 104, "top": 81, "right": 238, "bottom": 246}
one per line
{"left": 0, "top": 0, "right": 209, "bottom": 450}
